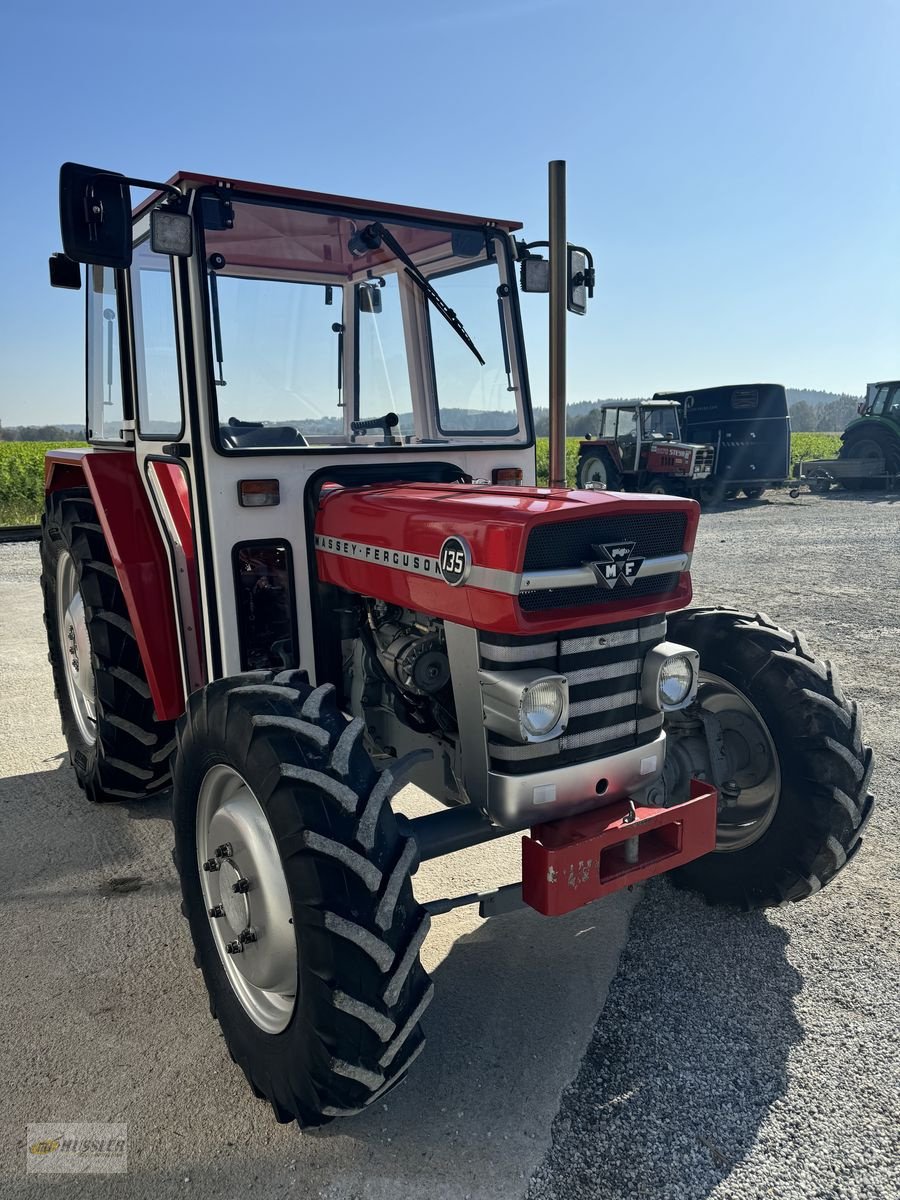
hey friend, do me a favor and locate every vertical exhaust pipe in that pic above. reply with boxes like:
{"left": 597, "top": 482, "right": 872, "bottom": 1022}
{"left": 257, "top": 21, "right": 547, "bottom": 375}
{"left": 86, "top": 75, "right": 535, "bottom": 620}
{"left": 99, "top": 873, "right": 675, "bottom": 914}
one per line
{"left": 548, "top": 160, "right": 567, "bottom": 489}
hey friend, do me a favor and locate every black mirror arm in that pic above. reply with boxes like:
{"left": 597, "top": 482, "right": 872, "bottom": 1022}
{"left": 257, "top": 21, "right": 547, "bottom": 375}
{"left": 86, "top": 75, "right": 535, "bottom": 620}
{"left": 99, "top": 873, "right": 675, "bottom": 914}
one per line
{"left": 569, "top": 244, "right": 595, "bottom": 298}
{"left": 94, "top": 172, "right": 183, "bottom": 202}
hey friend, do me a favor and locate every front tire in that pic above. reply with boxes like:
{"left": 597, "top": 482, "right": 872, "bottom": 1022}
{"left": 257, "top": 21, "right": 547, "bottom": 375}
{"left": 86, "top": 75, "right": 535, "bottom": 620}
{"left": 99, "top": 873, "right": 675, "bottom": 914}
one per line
{"left": 666, "top": 609, "right": 874, "bottom": 908}
{"left": 172, "top": 671, "right": 432, "bottom": 1126}
{"left": 41, "top": 487, "right": 176, "bottom": 802}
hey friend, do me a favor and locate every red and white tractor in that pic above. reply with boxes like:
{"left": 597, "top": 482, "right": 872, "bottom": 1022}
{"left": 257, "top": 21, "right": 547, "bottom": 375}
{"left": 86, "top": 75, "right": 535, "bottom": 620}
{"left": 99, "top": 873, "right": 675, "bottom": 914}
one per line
{"left": 44, "top": 161, "right": 873, "bottom": 1127}
{"left": 574, "top": 398, "right": 715, "bottom": 495}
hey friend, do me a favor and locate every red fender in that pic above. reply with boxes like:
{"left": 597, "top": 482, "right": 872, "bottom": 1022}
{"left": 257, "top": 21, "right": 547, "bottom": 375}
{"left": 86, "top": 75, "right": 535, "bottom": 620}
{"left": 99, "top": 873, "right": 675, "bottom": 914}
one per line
{"left": 45, "top": 449, "right": 190, "bottom": 721}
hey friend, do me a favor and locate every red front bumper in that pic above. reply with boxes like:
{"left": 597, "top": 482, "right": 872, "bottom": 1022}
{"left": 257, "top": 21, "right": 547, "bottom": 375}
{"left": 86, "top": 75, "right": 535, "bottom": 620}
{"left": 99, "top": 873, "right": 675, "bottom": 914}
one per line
{"left": 522, "top": 780, "right": 717, "bottom": 916}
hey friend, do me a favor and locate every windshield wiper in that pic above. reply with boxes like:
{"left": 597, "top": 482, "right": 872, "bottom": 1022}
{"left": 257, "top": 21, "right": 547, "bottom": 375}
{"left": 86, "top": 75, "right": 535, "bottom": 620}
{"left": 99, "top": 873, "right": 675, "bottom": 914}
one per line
{"left": 349, "top": 222, "right": 485, "bottom": 365}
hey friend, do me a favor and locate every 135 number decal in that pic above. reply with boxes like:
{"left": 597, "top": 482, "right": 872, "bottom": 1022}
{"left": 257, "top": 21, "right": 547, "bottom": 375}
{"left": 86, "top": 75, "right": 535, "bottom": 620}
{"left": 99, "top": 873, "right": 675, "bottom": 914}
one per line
{"left": 438, "top": 536, "right": 472, "bottom": 587}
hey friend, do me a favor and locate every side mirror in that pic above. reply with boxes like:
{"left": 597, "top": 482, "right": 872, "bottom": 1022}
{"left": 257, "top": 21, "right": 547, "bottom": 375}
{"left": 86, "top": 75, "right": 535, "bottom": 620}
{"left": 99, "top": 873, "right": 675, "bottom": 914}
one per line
{"left": 358, "top": 282, "right": 383, "bottom": 314}
{"left": 567, "top": 245, "right": 594, "bottom": 316}
{"left": 59, "top": 162, "right": 133, "bottom": 269}
{"left": 49, "top": 252, "right": 82, "bottom": 290}
{"left": 520, "top": 257, "right": 550, "bottom": 293}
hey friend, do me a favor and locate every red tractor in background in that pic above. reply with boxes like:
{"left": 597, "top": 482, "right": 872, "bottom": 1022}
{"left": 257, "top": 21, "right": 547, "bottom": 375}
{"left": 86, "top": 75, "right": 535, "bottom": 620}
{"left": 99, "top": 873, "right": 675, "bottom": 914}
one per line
{"left": 44, "top": 161, "right": 873, "bottom": 1127}
{"left": 575, "top": 398, "right": 715, "bottom": 495}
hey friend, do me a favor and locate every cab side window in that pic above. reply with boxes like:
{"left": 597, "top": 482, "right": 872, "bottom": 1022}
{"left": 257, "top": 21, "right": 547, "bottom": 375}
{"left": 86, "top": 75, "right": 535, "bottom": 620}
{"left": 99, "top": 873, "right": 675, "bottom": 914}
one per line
{"left": 131, "top": 239, "right": 182, "bottom": 438}
{"left": 87, "top": 266, "right": 124, "bottom": 442}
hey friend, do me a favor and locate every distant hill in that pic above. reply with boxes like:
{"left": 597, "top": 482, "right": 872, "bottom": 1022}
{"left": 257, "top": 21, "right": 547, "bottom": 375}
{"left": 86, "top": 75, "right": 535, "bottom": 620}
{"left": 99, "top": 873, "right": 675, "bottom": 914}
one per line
{"left": 1, "top": 388, "right": 865, "bottom": 441}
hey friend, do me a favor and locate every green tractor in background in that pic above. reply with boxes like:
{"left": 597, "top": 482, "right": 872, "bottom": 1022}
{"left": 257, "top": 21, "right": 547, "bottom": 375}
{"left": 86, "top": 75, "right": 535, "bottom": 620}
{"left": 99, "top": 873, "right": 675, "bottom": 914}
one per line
{"left": 799, "top": 381, "right": 900, "bottom": 493}
{"left": 838, "top": 381, "right": 900, "bottom": 487}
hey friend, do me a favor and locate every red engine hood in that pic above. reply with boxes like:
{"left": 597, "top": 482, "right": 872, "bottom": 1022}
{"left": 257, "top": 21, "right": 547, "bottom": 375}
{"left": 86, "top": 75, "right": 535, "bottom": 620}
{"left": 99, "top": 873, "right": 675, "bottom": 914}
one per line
{"left": 314, "top": 483, "right": 698, "bottom": 635}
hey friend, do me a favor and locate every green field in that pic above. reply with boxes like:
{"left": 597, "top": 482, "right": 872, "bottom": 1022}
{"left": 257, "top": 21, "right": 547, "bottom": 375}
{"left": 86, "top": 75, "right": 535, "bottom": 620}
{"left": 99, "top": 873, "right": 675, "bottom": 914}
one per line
{"left": 0, "top": 433, "right": 844, "bottom": 524}
{"left": 0, "top": 442, "right": 86, "bottom": 525}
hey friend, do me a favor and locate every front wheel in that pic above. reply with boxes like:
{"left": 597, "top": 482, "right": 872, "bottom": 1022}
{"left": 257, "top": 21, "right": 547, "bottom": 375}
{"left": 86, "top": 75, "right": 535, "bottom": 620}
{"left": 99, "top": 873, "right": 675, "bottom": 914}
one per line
{"left": 665, "top": 609, "right": 874, "bottom": 908}
{"left": 644, "top": 476, "right": 669, "bottom": 495}
{"left": 172, "top": 671, "right": 432, "bottom": 1126}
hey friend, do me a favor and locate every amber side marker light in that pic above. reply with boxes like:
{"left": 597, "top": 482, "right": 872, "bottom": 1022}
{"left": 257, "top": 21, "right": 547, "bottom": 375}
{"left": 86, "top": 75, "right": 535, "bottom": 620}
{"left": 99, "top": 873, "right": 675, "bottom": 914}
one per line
{"left": 238, "top": 479, "right": 280, "bottom": 507}
{"left": 492, "top": 467, "right": 523, "bottom": 485}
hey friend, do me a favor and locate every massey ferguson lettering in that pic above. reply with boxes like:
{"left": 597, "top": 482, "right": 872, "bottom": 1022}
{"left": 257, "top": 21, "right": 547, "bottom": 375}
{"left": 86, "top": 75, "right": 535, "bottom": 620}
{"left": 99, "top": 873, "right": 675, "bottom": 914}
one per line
{"left": 315, "top": 534, "right": 441, "bottom": 578}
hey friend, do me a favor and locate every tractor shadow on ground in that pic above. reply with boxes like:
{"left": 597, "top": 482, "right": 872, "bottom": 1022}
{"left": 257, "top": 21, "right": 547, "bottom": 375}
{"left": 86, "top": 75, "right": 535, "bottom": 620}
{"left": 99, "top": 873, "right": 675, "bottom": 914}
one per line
{"left": 0, "top": 757, "right": 176, "bottom": 902}
{"left": 527, "top": 877, "right": 805, "bottom": 1200}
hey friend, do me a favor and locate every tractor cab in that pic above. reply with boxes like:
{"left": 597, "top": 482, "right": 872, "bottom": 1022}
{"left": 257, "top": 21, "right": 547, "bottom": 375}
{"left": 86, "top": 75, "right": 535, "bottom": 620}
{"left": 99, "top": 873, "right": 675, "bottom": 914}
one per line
{"left": 579, "top": 400, "right": 713, "bottom": 493}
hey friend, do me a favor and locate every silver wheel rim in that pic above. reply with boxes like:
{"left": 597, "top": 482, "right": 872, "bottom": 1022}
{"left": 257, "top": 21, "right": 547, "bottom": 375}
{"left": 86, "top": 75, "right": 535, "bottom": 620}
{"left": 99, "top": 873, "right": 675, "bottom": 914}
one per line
{"left": 581, "top": 456, "right": 607, "bottom": 487}
{"left": 696, "top": 672, "right": 781, "bottom": 852}
{"left": 196, "top": 765, "right": 297, "bottom": 1034}
{"left": 56, "top": 550, "right": 97, "bottom": 745}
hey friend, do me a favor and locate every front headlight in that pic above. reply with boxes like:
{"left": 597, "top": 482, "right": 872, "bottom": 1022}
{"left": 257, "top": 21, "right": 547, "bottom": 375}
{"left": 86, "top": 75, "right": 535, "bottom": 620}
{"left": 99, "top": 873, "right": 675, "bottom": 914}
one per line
{"left": 480, "top": 669, "right": 569, "bottom": 743}
{"left": 521, "top": 680, "right": 566, "bottom": 737}
{"left": 659, "top": 655, "right": 694, "bottom": 706}
{"left": 640, "top": 642, "right": 701, "bottom": 712}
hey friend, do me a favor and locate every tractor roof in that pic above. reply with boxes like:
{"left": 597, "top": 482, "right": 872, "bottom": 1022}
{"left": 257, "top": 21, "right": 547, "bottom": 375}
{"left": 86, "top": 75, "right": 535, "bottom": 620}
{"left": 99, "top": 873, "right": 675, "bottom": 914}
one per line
{"left": 134, "top": 172, "right": 522, "bottom": 232}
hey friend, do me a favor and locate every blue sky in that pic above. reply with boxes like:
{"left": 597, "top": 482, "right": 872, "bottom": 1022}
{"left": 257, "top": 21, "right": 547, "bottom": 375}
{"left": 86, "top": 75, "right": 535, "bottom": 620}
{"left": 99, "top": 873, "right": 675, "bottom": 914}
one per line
{"left": 0, "top": 0, "right": 896, "bottom": 425}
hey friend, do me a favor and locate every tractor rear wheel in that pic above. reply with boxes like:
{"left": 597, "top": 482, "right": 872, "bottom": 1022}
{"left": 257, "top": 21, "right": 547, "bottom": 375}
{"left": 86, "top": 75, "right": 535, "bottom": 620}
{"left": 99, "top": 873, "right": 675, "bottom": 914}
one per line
{"left": 838, "top": 433, "right": 893, "bottom": 489}
{"left": 41, "top": 487, "right": 176, "bottom": 802}
{"left": 172, "top": 671, "right": 432, "bottom": 1127}
{"left": 576, "top": 448, "right": 622, "bottom": 491}
{"left": 665, "top": 609, "right": 874, "bottom": 908}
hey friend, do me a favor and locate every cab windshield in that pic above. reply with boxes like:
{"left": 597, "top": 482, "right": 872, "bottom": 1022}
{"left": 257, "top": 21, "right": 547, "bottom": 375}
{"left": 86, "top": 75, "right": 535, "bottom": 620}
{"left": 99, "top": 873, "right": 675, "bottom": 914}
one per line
{"left": 201, "top": 196, "right": 527, "bottom": 451}
{"left": 641, "top": 406, "right": 680, "bottom": 440}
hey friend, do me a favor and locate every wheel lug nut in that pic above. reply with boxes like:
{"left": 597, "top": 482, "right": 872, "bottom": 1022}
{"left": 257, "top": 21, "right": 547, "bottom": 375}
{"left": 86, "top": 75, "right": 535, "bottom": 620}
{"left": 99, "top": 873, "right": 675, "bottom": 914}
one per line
{"left": 208, "top": 904, "right": 225, "bottom": 918}
{"left": 202, "top": 858, "right": 220, "bottom": 872}
{"left": 225, "top": 940, "right": 243, "bottom": 954}
{"left": 214, "top": 843, "right": 232, "bottom": 859}
{"left": 238, "top": 927, "right": 257, "bottom": 944}
{"left": 232, "top": 878, "right": 250, "bottom": 894}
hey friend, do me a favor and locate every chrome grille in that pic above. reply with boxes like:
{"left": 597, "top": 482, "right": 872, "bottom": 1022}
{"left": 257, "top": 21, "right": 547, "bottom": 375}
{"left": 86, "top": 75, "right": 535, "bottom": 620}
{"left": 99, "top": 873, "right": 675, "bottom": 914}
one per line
{"left": 479, "top": 616, "right": 666, "bottom": 776}
{"left": 520, "top": 511, "right": 687, "bottom": 612}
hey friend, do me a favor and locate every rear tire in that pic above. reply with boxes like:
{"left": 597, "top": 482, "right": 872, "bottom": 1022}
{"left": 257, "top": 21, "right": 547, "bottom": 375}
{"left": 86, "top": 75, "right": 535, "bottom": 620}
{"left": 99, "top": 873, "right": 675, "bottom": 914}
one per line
{"left": 172, "top": 671, "right": 432, "bottom": 1127}
{"left": 838, "top": 433, "right": 894, "bottom": 490}
{"left": 576, "top": 448, "right": 622, "bottom": 491}
{"left": 41, "top": 487, "right": 176, "bottom": 802}
{"left": 666, "top": 609, "right": 874, "bottom": 908}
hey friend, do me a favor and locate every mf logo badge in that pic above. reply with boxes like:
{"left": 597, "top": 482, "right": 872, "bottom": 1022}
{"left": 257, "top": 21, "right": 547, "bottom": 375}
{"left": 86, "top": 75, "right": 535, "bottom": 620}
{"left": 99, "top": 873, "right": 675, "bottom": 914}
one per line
{"left": 588, "top": 542, "right": 645, "bottom": 588}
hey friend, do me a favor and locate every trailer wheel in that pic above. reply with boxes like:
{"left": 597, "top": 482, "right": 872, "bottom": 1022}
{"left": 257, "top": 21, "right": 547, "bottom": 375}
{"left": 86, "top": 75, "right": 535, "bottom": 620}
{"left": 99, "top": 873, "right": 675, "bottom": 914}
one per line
{"left": 41, "top": 487, "right": 176, "bottom": 802}
{"left": 172, "top": 671, "right": 432, "bottom": 1127}
{"left": 807, "top": 471, "right": 832, "bottom": 495}
{"left": 742, "top": 486, "right": 765, "bottom": 499}
{"left": 576, "top": 448, "right": 622, "bottom": 491}
{"left": 665, "top": 609, "right": 874, "bottom": 908}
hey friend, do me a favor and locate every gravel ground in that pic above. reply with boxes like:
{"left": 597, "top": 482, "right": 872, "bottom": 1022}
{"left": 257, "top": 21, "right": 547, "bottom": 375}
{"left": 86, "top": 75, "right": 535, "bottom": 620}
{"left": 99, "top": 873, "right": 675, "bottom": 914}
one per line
{"left": 2, "top": 488, "right": 897, "bottom": 1198}
{"left": 528, "top": 490, "right": 900, "bottom": 1200}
